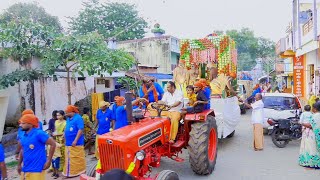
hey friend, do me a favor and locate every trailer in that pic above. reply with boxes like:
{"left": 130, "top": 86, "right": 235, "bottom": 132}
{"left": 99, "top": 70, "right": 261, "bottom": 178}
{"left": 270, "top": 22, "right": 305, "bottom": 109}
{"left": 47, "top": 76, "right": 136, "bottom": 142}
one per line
{"left": 180, "top": 34, "right": 240, "bottom": 138}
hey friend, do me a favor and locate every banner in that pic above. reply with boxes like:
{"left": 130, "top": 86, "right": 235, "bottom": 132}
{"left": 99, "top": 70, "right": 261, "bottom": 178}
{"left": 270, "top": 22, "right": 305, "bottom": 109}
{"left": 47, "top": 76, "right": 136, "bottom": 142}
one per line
{"left": 293, "top": 56, "right": 305, "bottom": 97}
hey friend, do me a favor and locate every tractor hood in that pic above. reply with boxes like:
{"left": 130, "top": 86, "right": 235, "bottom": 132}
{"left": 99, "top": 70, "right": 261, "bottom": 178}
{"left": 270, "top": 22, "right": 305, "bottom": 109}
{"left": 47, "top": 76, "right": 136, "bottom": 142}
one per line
{"left": 98, "top": 117, "right": 171, "bottom": 150}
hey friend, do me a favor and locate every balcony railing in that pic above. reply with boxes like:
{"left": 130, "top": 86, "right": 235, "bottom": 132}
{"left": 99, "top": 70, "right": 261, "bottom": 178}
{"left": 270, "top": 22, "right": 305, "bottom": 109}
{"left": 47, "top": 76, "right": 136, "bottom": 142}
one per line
{"left": 303, "top": 18, "right": 313, "bottom": 36}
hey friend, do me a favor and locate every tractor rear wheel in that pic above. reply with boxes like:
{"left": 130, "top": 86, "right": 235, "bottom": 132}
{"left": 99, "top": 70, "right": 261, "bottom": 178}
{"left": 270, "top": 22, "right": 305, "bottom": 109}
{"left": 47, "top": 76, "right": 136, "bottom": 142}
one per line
{"left": 87, "top": 161, "right": 97, "bottom": 177}
{"left": 188, "top": 115, "right": 218, "bottom": 175}
{"left": 156, "top": 170, "right": 179, "bottom": 180}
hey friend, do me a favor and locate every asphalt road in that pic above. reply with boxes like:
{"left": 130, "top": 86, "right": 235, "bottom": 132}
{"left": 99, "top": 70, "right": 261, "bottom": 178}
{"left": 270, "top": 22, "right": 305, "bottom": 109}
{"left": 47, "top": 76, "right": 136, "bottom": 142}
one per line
{"left": 153, "top": 110, "right": 320, "bottom": 180}
{"left": 8, "top": 111, "right": 320, "bottom": 179}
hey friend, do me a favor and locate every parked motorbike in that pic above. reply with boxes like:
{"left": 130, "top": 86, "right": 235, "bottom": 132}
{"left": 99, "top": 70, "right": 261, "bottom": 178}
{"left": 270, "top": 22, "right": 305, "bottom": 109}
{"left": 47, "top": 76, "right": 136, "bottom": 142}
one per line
{"left": 267, "top": 117, "right": 302, "bottom": 148}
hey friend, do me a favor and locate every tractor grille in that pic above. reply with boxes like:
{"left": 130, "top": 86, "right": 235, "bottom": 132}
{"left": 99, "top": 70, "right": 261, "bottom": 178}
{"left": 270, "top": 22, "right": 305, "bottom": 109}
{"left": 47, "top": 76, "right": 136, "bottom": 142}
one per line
{"left": 99, "top": 144, "right": 125, "bottom": 173}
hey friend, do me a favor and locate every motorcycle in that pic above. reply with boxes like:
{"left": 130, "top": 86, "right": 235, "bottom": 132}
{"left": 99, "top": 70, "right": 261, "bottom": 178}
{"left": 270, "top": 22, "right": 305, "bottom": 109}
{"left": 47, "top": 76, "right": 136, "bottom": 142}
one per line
{"left": 267, "top": 117, "right": 302, "bottom": 148}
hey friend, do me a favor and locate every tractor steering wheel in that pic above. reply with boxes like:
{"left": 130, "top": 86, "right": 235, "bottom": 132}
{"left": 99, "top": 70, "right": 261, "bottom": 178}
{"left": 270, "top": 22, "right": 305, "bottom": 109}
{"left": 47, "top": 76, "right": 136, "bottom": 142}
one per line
{"left": 151, "top": 103, "right": 171, "bottom": 117}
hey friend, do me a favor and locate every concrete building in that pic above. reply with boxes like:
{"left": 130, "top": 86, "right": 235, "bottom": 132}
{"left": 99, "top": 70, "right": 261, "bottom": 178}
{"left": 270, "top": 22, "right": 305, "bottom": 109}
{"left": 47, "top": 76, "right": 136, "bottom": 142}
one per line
{"left": 277, "top": 0, "right": 320, "bottom": 105}
{"left": 0, "top": 58, "right": 124, "bottom": 124}
{"left": 117, "top": 35, "right": 180, "bottom": 74}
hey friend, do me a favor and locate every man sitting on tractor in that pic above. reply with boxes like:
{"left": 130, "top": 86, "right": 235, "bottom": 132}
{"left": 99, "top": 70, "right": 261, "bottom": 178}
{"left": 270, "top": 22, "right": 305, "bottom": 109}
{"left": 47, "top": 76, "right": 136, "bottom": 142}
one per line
{"left": 150, "top": 81, "right": 184, "bottom": 143}
{"left": 139, "top": 77, "right": 164, "bottom": 103}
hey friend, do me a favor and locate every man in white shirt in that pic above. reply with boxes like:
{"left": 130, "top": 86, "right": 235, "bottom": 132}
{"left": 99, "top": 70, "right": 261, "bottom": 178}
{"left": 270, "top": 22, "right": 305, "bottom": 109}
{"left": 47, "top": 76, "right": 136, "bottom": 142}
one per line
{"left": 150, "top": 81, "right": 183, "bottom": 143}
{"left": 243, "top": 93, "right": 264, "bottom": 151}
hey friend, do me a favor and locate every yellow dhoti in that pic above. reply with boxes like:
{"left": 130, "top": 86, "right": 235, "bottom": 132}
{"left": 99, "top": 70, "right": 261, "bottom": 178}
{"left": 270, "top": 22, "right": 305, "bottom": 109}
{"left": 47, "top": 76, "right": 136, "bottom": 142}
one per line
{"left": 63, "top": 146, "right": 86, "bottom": 177}
{"left": 253, "top": 124, "right": 264, "bottom": 150}
{"left": 20, "top": 171, "right": 45, "bottom": 180}
{"left": 148, "top": 105, "right": 181, "bottom": 140}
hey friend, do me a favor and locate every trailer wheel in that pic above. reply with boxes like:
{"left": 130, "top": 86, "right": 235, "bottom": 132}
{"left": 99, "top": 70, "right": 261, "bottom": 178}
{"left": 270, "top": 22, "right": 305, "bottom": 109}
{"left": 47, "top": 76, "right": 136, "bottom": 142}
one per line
{"left": 87, "top": 161, "right": 97, "bottom": 177}
{"left": 156, "top": 170, "right": 179, "bottom": 180}
{"left": 188, "top": 115, "right": 218, "bottom": 175}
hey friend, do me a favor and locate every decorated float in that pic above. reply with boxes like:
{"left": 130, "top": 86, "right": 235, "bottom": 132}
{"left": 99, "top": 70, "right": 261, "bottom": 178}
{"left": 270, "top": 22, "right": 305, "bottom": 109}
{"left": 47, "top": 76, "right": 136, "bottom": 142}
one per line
{"left": 178, "top": 34, "right": 240, "bottom": 138}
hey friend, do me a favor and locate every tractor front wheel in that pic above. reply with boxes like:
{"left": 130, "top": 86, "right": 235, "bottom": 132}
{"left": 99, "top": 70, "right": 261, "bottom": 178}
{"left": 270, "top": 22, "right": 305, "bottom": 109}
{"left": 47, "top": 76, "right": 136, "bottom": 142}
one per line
{"left": 188, "top": 115, "right": 218, "bottom": 175}
{"left": 156, "top": 170, "right": 179, "bottom": 180}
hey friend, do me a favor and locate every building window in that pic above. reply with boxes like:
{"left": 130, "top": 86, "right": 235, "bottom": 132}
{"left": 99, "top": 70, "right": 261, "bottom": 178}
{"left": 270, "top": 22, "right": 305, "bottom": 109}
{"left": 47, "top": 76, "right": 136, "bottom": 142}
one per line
{"left": 97, "top": 78, "right": 105, "bottom": 84}
{"left": 97, "top": 78, "right": 111, "bottom": 88}
{"left": 105, "top": 79, "right": 110, "bottom": 88}
{"left": 78, "top": 77, "right": 86, "bottom": 81}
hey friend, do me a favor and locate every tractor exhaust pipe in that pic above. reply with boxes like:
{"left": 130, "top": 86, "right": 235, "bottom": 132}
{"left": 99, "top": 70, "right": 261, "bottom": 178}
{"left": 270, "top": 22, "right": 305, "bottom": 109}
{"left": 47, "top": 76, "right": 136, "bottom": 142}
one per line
{"left": 125, "top": 91, "right": 134, "bottom": 124}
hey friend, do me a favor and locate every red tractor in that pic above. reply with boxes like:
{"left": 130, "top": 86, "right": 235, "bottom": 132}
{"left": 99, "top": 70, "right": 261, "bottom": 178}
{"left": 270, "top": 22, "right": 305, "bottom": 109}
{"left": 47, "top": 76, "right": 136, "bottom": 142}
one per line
{"left": 81, "top": 92, "right": 218, "bottom": 179}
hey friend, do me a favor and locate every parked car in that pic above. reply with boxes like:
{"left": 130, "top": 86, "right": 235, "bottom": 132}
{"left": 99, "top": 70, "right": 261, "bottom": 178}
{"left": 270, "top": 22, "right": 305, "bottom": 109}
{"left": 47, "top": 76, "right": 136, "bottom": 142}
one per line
{"left": 262, "top": 93, "right": 302, "bottom": 133}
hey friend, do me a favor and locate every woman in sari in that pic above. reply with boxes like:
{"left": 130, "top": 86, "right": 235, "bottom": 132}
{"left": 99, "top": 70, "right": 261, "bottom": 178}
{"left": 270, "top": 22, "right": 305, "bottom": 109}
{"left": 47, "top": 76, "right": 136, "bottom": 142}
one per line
{"left": 53, "top": 110, "right": 66, "bottom": 172}
{"left": 299, "top": 102, "right": 320, "bottom": 169}
{"left": 63, "top": 105, "right": 86, "bottom": 177}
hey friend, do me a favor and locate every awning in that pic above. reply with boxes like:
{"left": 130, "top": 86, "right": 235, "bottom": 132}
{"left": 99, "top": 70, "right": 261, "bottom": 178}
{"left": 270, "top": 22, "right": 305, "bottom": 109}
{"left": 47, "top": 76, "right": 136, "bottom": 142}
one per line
{"left": 144, "top": 73, "right": 173, "bottom": 80}
{"left": 279, "top": 50, "right": 295, "bottom": 58}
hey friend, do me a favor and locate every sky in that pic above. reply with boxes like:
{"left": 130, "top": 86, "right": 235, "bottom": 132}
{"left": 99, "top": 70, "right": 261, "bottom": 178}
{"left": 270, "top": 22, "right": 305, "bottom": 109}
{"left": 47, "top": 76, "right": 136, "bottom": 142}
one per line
{"left": 0, "top": 0, "right": 292, "bottom": 42}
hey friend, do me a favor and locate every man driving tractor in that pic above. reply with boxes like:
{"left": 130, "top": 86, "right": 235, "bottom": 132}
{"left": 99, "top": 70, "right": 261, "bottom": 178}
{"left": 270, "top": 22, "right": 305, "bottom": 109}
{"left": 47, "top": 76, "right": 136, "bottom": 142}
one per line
{"left": 149, "top": 81, "right": 184, "bottom": 143}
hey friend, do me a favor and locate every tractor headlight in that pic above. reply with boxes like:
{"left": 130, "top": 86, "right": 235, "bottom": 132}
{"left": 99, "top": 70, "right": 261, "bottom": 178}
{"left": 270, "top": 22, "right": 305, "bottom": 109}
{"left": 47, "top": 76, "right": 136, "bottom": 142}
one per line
{"left": 136, "top": 150, "right": 145, "bottom": 161}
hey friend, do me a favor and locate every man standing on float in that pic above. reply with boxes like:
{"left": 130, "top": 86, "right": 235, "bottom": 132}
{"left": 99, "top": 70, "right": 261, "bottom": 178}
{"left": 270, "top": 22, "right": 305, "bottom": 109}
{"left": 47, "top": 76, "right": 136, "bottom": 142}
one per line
{"left": 173, "top": 60, "right": 189, "bottom": 97}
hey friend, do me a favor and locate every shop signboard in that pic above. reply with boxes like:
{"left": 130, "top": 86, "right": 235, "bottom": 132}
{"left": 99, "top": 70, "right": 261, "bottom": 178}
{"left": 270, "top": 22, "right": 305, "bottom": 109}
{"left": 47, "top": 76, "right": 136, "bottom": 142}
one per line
{"left": 293, "top": 56, "right": 304, "bottom": 97}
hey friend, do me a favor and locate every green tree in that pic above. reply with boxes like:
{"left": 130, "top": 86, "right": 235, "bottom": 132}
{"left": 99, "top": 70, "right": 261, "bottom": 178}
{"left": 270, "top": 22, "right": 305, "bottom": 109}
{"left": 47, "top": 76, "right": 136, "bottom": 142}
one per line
{"left": 226, "top": 28, "right": 259, "bottom": 71}
{"left": 0, "top": 2, "right": 62, "bottom": 32}
{"left": 0, "top": 69, "right": 43, "bottom": 89}
{"left": 69, "top": 1, "right": 148, "bottom": 41}
{"left": 255, "top": 37, "right": 276, "bottom": 74}
{"left": 237, "top": 53, "right": 253, "bottom": 71}
{"left": 0, "top": 19, "right": 58, "bottom": 63}
{"left": 117, "top": 76, "right": 142, "bottom": 93}
{"left": 42, "top": 32, "right": 135, "bottom": 104}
